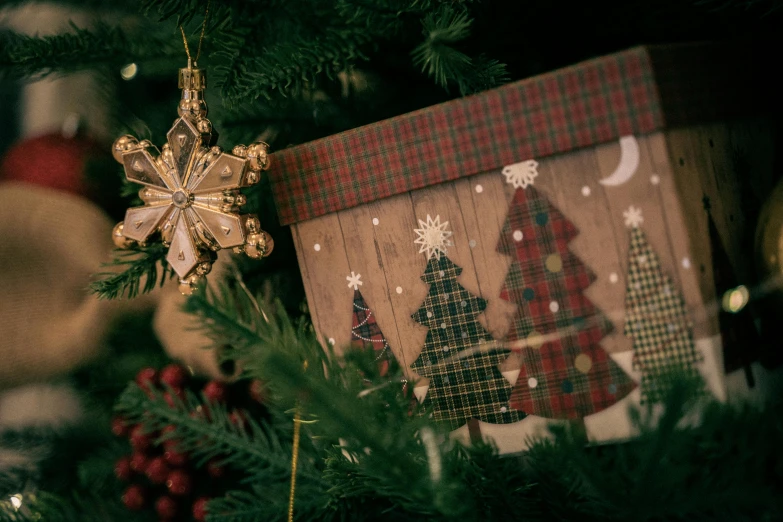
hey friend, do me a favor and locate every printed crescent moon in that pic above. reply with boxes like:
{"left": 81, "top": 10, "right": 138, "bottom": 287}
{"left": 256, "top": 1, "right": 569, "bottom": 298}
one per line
{"left": 599, "top": 135, "right": 640, "bottom": 187}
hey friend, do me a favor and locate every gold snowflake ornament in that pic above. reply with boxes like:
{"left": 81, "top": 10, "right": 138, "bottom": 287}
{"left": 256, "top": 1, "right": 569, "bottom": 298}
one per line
{"left": 111, "top": 67, "right": 273, "bottom": 295}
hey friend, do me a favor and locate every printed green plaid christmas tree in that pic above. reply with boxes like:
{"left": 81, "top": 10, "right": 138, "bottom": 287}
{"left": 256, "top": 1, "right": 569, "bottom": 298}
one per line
{"left": 409, "top": 255, "right": 524, "bottom": 429}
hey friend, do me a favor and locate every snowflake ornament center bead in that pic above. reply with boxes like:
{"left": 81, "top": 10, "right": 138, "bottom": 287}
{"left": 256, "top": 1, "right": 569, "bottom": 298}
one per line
{"left": 111, "top": 66, "right": 274, "bottom": 295}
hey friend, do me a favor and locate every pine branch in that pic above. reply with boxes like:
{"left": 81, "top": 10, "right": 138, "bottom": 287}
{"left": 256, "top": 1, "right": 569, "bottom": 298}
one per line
{"left": 411, "top": 4, "right": 509, "bottom": 96}
{"left": 0, "top": 22, "right": 178, "bottom": 80}
{"left": 90, "top": 243, "right": 174, "bottom": 300}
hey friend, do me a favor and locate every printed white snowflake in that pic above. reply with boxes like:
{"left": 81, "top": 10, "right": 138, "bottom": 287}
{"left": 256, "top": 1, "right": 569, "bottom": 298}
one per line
{"left": 414, "top": 214, "right": 453, "bottom": 260}
{"left": 623, "top": 205, "right": 644, "bottom": 228}
{"left": 346, "top": 271, "right": 363, "bottom": 290}
{"left": 502, "top": 159, "right": 539, "bottom": 189}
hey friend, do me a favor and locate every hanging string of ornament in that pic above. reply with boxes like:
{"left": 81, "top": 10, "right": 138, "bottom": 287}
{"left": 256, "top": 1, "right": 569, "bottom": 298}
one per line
{"left": 110, "top": 0, "right": 274, "bottom": 295}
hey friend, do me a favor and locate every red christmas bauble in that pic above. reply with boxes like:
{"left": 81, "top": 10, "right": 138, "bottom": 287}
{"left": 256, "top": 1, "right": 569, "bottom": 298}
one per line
{"left": 192, "top": 497, "right": 210, "bottom": 522}
{"left": 121, "top": 485, "right": 147, "bottom": 511}
{"left": 136, "top": 367, "right": 158, "bottom": 391}
{"left": 114, "top": 456, "right": 132, "bottom": 481}
{"left": 155, "top": 495, "right": 178, "bottom": 520}
{"left": 166, "top": 470, "right": 192, "bottom": 496}
{"left": 129, "top": 453, "right": 150, "bottom": 474}
{"left": 159, "top": 364, "right": 189, "bottom": 389}
{"left": 203, "top": 380, "right": 228, "bottom": 403}
{"left": 130, "top": 425, "right": 153, "bottom": 453}
{"left": 0, "top": 133, "right": 102, "bottom": 197}
{"left": 163, "top": 443, "right": 189, "bottom": 467}
{"left": 111, "top": 416, "right": 130, "bottom": 437}
{"left": 145, "top": 456, "right": 171, "bottom": 485}
{"left": 206, "top": 458, "right": 225, "bottom": 478}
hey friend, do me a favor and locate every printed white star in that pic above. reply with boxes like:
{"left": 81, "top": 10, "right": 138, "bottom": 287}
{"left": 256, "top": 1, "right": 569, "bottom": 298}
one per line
{"left": 346, "top": 271, "right": 363, "bottom": 290}
{"left": 623, "top": 205, "right": 644, "bottom": 228}
{"left": 502, "top": 159, "right": 539, "bottom": 189}
{"left": 414, "top": 214, "right": 453, "bottom": 260}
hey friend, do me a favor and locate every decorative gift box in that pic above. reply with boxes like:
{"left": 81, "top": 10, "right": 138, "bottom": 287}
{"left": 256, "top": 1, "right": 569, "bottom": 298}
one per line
{"left": 267, "top": 43, "right": 776, "bottom": 453}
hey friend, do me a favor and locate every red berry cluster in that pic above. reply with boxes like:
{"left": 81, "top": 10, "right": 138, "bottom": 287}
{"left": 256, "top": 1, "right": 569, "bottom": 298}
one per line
{"left": 113, "top": 364, "right": 269, "bottom": 521}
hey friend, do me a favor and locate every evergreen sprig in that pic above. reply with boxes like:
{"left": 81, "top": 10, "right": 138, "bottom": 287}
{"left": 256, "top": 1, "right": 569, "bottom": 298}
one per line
{"left": 90, "top": 243, "right": 174, "bottom": 300}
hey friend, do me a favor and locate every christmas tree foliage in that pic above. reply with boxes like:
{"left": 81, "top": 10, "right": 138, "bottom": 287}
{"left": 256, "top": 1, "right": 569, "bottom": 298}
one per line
{"left": 624, "top": 225, "right": 703, "bottom": 404}
{"left": 410, "top": 255, "right": 523, "bottom": 429}
{"left": 350, "top": 289, "right": 395, "bottom": 378}
{"left": 497, "top": 186, "right": 635, "bottom": 419}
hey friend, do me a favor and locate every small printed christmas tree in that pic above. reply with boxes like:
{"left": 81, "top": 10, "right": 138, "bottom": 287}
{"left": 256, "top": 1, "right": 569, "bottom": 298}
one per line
{"left": 496, "top": 182, "right": 636, "bottom": 419}
{"left": 410, "top": 215, "right": 523, "bottom": 429}
{"left": 347, "top": 271, "right": 395, "bottom": 377}
{"left": 706, "top": 208, "right": 760, "bottom": 387}
{"left": 623, "top": 206, "right": 703, "bottom": 404}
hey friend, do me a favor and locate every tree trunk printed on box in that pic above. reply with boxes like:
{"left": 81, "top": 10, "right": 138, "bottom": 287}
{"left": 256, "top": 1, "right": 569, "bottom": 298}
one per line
{"left": 624, "top": 225, "right": 703, "bottom": 404}
{"left": 497, "top": 186, "right": 636, "bottom": 419}
{"left": 409, "top": 256, "right": 524, "bottom": 429}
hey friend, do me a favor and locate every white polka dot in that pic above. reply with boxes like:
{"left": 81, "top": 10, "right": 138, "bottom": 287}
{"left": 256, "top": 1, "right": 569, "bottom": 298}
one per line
{"left": 396, "top": 286, "right": 403, "bottom": 294}
{"left": 443, "top": 293, "right": 450, "bottom": 300}
{"left": 667, "top": 323, "right": 676, "bottom": 332}
{"left": 513, "top": 230, "right": 524, "bottom": 242}
{"left": 634, "top": 283, "right": 641, "bottom": 290}
{"left": 461, "top": 332, "right": 468, "bottom": 338}
{"left": 328, "top": 338, "right": 335, "bottom": 345}
{"left": 651, "top": 174, "right": 660, "bottom": 185}
{"left": 442, "top": 346, "right": 450, "bottom": 352}
{"left": 549, "top": 301, "right": 560, "bottom": 313}
{"left": 439, "top": 270, "right": 445, "bottom": 277}
{"left": 682, "top": 257, "right": 691, "bottom": 269}
{"left": 440, "top": 323, "right": 447, "bottom": 329}
{"left": 500, "top": 406, "right": 507, "bottom": 413}
{"left": 475, "top": 184, "right": 484, "bottom": 193}
{"left": 372, "top": 217, "right": 379, "bottom": 225}
{"left": 609, "top": 273, "right": 619, "bottom": 284}
{"left": 426, "top": 311, "right": 433, "bottom": 318}
{"left": 313, "top": 243, "right": 321, "bottom": 251}
{"left": 461, "top": 300, "right": 467, "bottom": 307}
{"left": 637, "top": 255, "right": 647, "bottom": 264}
{"left": 469, "top": 239, "right": 477, "bottom": 248}
{"left": 528, "top": 377, "right": 538, "bottom": 388}
{"left": 581, "top": 186, "right": 591, "bottom": 196}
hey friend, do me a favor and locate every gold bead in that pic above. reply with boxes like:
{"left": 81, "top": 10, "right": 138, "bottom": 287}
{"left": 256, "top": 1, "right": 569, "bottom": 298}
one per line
{"left": 235, "top": 194, "right": 247, "bottom": 206}
{"left": 232, "top": 145, "right": 248, "bottom": 157}
{"left": 243, "top": 215, "right": 261, "bottom": 234}
{"left": 245, "top": 171, "right": 260, "bottom": 185}
{"left": 178, "top": 274, "right": 204, "bottom": 296}
{"left": 112, "top": 135, "right": 139, "bottom": 163}
{"left": 196, "top": 261, "right": 212, "bottom": 276}
{"left": 197, "top": 118, "right": 212, "bottom": 134}
{"left": 178, "top": 99, "right": 207, "bottom": 119}
{"left": 246, "top": 142, "right": 270, "bottom": 171}
{"left": 245, "top": 231, "right": 274, "bottom": 259}
{"left": 112, "top": 222, "right": 135, "bottom": 249}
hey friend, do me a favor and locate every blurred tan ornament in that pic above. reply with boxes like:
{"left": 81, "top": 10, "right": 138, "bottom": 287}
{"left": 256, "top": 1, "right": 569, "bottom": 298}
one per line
{"left": 111, "top": 66, "right": 273, "bottom": 294}
{"left": 756, "top": 177, "right": 783, "bottom": 292}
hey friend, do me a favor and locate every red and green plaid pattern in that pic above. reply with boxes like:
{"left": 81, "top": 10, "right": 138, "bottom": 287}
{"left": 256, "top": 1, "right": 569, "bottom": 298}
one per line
{"left": 497, "top": 186, "right": 636, "bottom": 419}
{"left": 268, "top": 43, "right": 757, "bottom": 225}
{"left": 350, "top": 289, "right": 393, "bottom": 377}
{"left": 410, "top": 256, "right": 524, "bottom": 429}
{"left": 624, "top": 226, "right": 703, "bottom": 404}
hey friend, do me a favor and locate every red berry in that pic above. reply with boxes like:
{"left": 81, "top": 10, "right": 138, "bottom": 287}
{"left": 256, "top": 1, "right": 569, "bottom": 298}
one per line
{"left": 129, "top": 453, "right": 149, "bottom": 474}
{"left": 163, "top": 443, "right": 188, "bottom": 467}
{"left": 130, "top": 425, "right": 153, "bottom": 452}
{"left": 192, "top": 497, "right": 210, "bottom": 522}
{"left": 135, "top": 367, "right": 158, "bottom": 391}
{"left": 114, "top": 456, "right": 132, "bottom": 481}
{"left": 159, "top": 364, "right": 188, "bottom": 389}
{"left": 249, "top": 379, "right": 268, "bottom": 404}
{"left": 155, "top": 495, "right": 178, "bottom": 519}
{"left": 203, "top": 380, "right": 228, "bottom": 403}
{"left": 111, "top": 416, "right": 130, "bottom": 437}
{"left": 145, "top": 456, "right": 170, "bottom": 484}
{"left": 206, "top": 458, "right": 225, "bottom": 478}
{"left": 229, "top": 410, "right": 247, "bottom": 430}
{"left": 166, "top": 470, "right": 192, "bottom": 496}
{"left": 122, "top": 485, "right": 146, "bottom": 511}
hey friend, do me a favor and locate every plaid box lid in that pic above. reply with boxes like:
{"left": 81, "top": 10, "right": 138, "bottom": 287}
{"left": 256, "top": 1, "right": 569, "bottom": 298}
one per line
{"left": 268, "top": 43, "right": 763, "bottom": 226}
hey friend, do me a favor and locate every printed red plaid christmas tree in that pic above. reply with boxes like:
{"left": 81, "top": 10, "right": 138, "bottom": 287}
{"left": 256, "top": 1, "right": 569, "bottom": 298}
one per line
{"left": 497, "top": 185, "right": 636, "bottom": 418}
